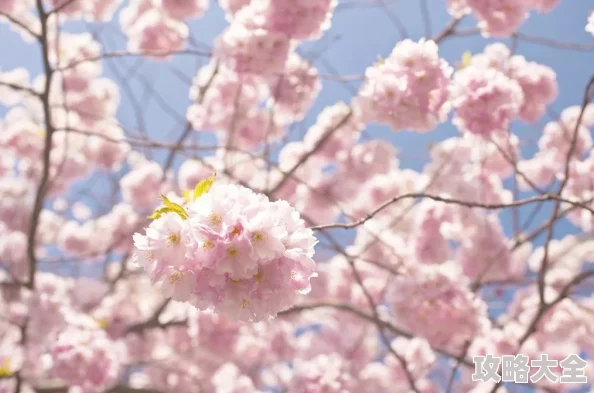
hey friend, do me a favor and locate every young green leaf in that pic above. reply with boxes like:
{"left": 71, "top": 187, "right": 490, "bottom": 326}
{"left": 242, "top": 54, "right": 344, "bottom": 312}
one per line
{"left": 153, "top": 195, "right": 189, "bottom": 220}
{"left": 193, "top": 173, "right": 216, "bottom": 201}
{"left": 457, "top": 51, "right": 472, "bottom": 70}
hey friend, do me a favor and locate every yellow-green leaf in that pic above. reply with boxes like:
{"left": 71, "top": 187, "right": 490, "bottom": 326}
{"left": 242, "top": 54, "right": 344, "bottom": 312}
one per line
{"left": 193, "top": 173, "right": 216, "bottom": 201}
{"left": 458, "top": 51, "right": 472, "bottom": 69}
{"left": 148, "top": 207, "right": 168, "bottom": 220}
{"left": 161, "top": 194, "right": 189, "bottom": 220}
{"left": 148, "top": 195, "right": 189, "bottom": 221}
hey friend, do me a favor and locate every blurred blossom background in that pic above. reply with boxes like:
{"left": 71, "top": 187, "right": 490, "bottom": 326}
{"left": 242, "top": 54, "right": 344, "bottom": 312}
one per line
{"left": 1, "top": 1, "right": 594, "bottom": 393}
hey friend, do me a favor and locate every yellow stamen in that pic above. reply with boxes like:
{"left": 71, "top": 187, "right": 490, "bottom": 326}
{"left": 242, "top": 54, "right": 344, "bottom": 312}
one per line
{"left": 252, "top": 231, "right": 265, "bottom": 242}
{"left": 202, "top": 240, "right": 214, "bottom": 249}
{"left": 209, "top": 212, "right": 222, "bottom": 226}
{"left": 254, "top": 271, "right": 264, "bottom": 283}
{"left": 167, "top": 233, "right": 180, "bottom": 245}
{"left": 228, "top": 246, "right": 238, "bottom": 257}
{"left": 241, "top": 298, "right": 249, "bottom": 309}
{"left": 169, "top": 271, "right": 183, "bottom": 285}
{"left": 231, "top": 226, "right": 242, "bottom": 237}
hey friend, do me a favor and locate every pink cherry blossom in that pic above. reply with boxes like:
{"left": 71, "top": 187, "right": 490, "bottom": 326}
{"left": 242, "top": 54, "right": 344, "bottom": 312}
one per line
{"left": 409, "top": 201, "right": 452, "bottom": 265}
{"left": 218, "top": 0, "right": 251, "bottom": 18}
{"left": 120, "top": 1, "right": 188, "bottom": 56}
{"left": 56, "top": 220, "right": 96, "bottom": 256}
{"left": 157, "top": 0, "right": 209, "bottom": 21}
{"left": 289, "top": 354, "right": 355, "bottom": 393}
{"left": 50, "top": 327, "right": 122, "bottom": 391}
{"left": 302, "top": 102, "right": 364, "bottom": 161}
{"left": 356, "top": 39, "right": 452, "bottom": 132}
{"left": 187, "top": 61, "right": 267, "bottom": 133}
{"left": 214, "top": 23, "right": 291, "bottom": 75}
{"left": 84, "top": 123, "right": 130, "bottom": 171}
{"left": 446, "top": 0, "right": 469, "bottom": 17}
{"left": 133, "top": 181, "right": 318, "bottom": 321}
{"left": 212, "top": 363, "right": 262, "bottom": 393}
{"left": 0, "top": 0, "right": 16, "bottom": 13}
{"left": 455, "top": 214, "right": 528, "bottom": 281}
{"left": 507, "top": 55, "right": 558, "bottom": 123}
{"left": 0, "top": 68, "right": 30, "bottom": 106}
{"left": 528, "top": 0, "right": 561, "bottom": 12}
{"left": 267, "top": 53, "right": 321, "bottom": 124}
{"left": 465, "top": 0, "right": 529, "bottom": 37}
{"left": 450, "top": 65, "right": 524, "bottom": 137}
{"left": 178, "top": 159, "right": 214, "bottom": 192}
{"left": 235, "top": 0, "right": 337, "bottom": 40}
{"left": 120, "top": 160, "right": 164, "bottom": 210}
{"left": 387, "top": 262, "right": 490, "bottom": 352}
{"left": 0, "top": 108, "right": 45, "bottom": 158}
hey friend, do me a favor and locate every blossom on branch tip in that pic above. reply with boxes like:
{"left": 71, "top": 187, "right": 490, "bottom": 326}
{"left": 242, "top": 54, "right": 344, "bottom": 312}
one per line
{"left": 133, "top": 175, "right": 318, "bottom": 321}
{"left": 215, "top": 23, "right": 291, "bottom": 75}
{"left": 355, "top": 39, "right": 452, "bottom": 132}
{"left": 234, "top": 0, "right": 337, "bottom": 40}
{"left": 449, "top": 66, "right": 523, "bottom": 137}
{"left": 156, "top": 0, "right": 209, "bottom": 21}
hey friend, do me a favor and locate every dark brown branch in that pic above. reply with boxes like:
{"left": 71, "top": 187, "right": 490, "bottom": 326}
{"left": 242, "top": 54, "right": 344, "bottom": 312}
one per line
{"left": 433, "top": 16, "right": 463, "bottom": 43}
{"left": 55, "top": 49, "right": 212, "bottom": 72}
{"left": 278, "top": 301, "right": 473, "bottom": 367}
{"left": 26, "top": 0, "right": 54, "bottom": 289}
{"left": 311, "top": 192, "right": 594, "bottom": 231}
{"left": 0, "top": 11, "right": 39, "bottom": 38}
{"left": 537, "top": 74, "right": 594, "bottom": 305}
{"left": 268, "top": 108, "right": 353, "bottom": 196}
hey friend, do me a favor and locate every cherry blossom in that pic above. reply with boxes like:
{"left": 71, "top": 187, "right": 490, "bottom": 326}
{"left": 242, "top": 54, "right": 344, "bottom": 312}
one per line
{"left": 450, "top": 65, "right": 523, "bottom": 137}
{"left": 133, "top": 177, "right": 318, "bottom": 321}
{"left": 266, "top": 53, "right": 321, "bottom": 124}
{"left": 218, "top": 0, "right": 251, "bottom": 19}
{"left": 50, "top": 327, "right": 122, "bottom": 391}
{"left": 387, "top": 262, "right": 490, "bottom": 352}
{"left": 156, "top": 0, "right": 209, "bottom": 21}
{"left": 465, "top": 0, "right": 530, "bottom": 37}
{"left": 507, "top": 55, "right": 558, "bottom": 123}
{"left": 214, "top": 23, "right": 291, "bottom": 75}
{"left": 289, "top": 354, "right": 355, "bottom": 393}
{"left": 356, "top": 39, "right": 452, "bottom": 132}
{"left": 235, "top": 0, "right": 337, "bottom": 40}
